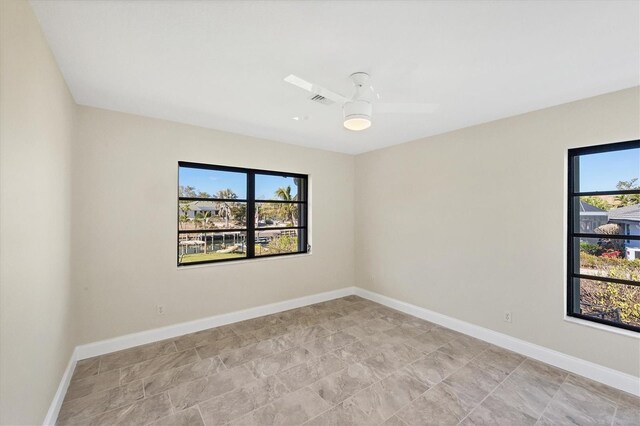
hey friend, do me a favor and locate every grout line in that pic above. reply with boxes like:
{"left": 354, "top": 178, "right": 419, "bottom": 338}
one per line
{"left": 536, "top": 372, "right": 570, "bottom": 424}
{"left": 167, "top": 391, "right": 175, "bottom": 415}
{"left": 381, "top": 347, "right": 482, "bottom": 425}
{"left": 610, "top": 404, "right": 618, "bottom": 426}
{"left": 455, "top": 356, "right": 528, "bottom": 425}
{"left": 195, "top": 404, "right": 206, "bottom": 426}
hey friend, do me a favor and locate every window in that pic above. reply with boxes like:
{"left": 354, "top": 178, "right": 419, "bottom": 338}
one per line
{"left": 567, "top": 140, "right": 640, "bottom": 332}
{"left": 178, "top": 162, "right": 308, "bottom": 266}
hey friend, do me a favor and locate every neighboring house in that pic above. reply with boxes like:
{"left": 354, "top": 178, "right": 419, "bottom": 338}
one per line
{"left": 578, "top": 201, "right": 608, "bottom": 233}
{"left": 179, "top": 201, "right": 220, "bottom": 219}
{"left": 608, "top": 204, "right": 640, "bottom": 250}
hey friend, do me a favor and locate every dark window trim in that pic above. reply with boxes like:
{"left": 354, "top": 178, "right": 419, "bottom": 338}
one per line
{"left": 567, "top": 139, "right": 640, "bottom": 333}
{"left": 178, "top": 162, "right": 309, "bottom": 266}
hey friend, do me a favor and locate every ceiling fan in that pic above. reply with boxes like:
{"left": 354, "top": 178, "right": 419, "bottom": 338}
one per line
{"left": 284, "top": 72, "right": 438, "bottom": 131}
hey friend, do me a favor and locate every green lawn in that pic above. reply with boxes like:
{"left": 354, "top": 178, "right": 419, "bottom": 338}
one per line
{"left": 180, "top": 252, "right": 245, "bottom": 263}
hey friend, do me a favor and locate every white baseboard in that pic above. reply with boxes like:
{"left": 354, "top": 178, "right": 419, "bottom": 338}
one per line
{"left": 354, "top": 287, "right": 640, "bottom": 397}
{"left": 46, "top": 285, "right": 639, "bottom": 424}
{"left": 43, "top": 349, "right": 77, "bottom": 426}
{"left": 75, "top": 286, "right": 356, "bottom": 360}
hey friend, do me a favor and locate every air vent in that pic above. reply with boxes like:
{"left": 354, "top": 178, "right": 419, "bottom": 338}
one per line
{"left": 309, "top": 94, "right": 335, "bottom": 105}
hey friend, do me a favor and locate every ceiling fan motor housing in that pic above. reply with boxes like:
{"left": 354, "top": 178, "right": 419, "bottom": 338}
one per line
{"left": 343, "top": 100, "right": 372, "bottom": 131}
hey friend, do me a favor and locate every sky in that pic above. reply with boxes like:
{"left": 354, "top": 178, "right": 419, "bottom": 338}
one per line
{"left": 179, "top": 167, "right": 299, "bottom": 200}
{"left": 578, "top": 148, "right": 639, "bottom": 192}
{"left": 179, "top": 147, "right": 637, "bottom": 199}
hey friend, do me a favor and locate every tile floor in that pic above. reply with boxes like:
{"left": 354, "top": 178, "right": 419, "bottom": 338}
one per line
{"left": 57, "top": 296, "right": 639, "bottom": 425}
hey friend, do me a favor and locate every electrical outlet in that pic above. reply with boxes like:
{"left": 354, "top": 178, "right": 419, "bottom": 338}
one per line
{"left": 504, "top": 311, "right": 512, "bottom": 323}
{"left": 156, "top": 304, "right": 165, "bottom": 315}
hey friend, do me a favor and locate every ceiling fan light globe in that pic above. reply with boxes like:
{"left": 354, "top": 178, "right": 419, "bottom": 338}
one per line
{"left": 344, "top": 116, "right": 371, "bottom": 131}
{"left": 343, "top": 100, "right": 372, "bottom": 131}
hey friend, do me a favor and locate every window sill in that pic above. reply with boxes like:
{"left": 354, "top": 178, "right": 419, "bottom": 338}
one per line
{"left": 564, "top": 316, "right": 639, "bottom": 339}
{"left": 177, "top": 252, "right": 312, "bottom": 270}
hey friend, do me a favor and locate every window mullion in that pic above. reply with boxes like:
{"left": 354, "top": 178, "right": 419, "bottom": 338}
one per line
{"left": 247, "top": 171, "right": 256, "bottom": 258}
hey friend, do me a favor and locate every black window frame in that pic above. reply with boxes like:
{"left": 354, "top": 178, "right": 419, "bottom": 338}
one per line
{"left": 178, "top": 161, "right": 309, "bottom": 266}
{"left": 567, "top": 139, "right": 640, "bottom": 333}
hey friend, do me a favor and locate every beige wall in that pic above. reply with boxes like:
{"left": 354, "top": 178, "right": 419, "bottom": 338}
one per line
{"left": 72, "top": 106, "right": 355, "bottom": 344}
{"left": 0, "top": 0, "right": 77, "bottom": 423}
{"left": 355, "top": 87, "right": 640, "bottom": 376}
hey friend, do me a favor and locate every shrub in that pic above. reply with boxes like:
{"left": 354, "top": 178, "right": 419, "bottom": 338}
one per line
{"left": 267, "top": 235, "right": 297, "bottom": 254}
{"left": 579, "top": 253, "right": 640, "bottom": 326}
{"left": 579, "top": 242, "right": 601, "bottom": 255}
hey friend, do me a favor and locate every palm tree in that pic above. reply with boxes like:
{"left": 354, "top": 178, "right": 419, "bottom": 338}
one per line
{"left": 274, "top": 186, "right": 298, "bottom": 226}
{"left": 215, "top": 189, "right": 237, "bottom": 228}
{"left": 179, "top": 202, "right": 191, "bottom": 229}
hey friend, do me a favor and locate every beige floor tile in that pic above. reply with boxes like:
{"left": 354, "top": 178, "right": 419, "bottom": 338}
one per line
{"left": 64, "top": 369, "right": 120, "bottom": 403}
{"left": 310, "top": 362, "right": 377, "bottom": 404}
{"left": 231, "top": 314, "right": 283, "bottom": 335}
{"left": 396, "top": 382, "right": 466, "bottom": 425}
{"left": 460, "top": 395, "right": 538, "bottom": 426}
{"left": 148, "top": 406, "right": 205, "bottom": 426}
{"left": 57, "top": 381, "right": 144, "bottom": 425}
{"left": 542, "top": 379, "right": 617, "bottom": 425}
{"left": 195, "top": 334, "right": 258, "bottom": 359}
{"left": 143, "top": 356, "right": 226, "bottom": 396}
{"left": 71, "top": 357, "right": 100, "bottom": 381}
{"left": 303, "top": 330, "right": 359, "bottom": 356}
{"left": 220, "top": 338, "right": 287, "bottom": 368}
{"left": 470, "top": 345, "right": 525, "bottom": 377}
{"left": 81, "top": 392, "right": 173, "bottom": 426}
{"left": 120, "top": 349, "right": 199, "bottom": 384}
{"left": 348, "top": 367, "right": 430, "bottom": 424}
{"left": 382, "top": 415, "right": 409, "bottom": 426}
{"left": 276, "top": 353, "right": 347, "bottom": 392}
{"left": 404, "top": 350, "right": 466, "bottom": 386}
{"left": 168, "top": 365, "right": 255, "bottom": 410}
{"left": 247, "top": 346, "right": 314, "bottom": 379}
{"left": 173, "top": 326, "right": 237, "bottom": 351}
{"left": 437, "top": 335, "right": 488, "bottom": 364}
{"left": 99, "top": 340, "right": 177, "bottom": 373}
{"left": 229, "top": 388, "right": 331, "bottom": 426}
{"left": 198, "top": 376, "right": 288, "bottom": 425}
{"left": 271, "top": 325, "right": 331, "bottom": 349}
{"left": 442, "top": 363, "right": 503, "bottom": 413}
{"left": 305, "top": 400, "right": 372, "bottom": 426}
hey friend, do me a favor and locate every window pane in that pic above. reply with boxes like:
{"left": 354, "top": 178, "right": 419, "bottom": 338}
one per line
{"left": 254, "top": 229, "right": 302, "bottom": 256}
{"left": 178, "top": 201, "right": 247, "bottom": 230}
{"left": 575, "top": 238, "right": 640, "bottom": 282}
{"left": 255, "top": 174, "right": 304, "bottom": 201}
{"left": 178, "top": 232, "right": 247, "bottom": 264}
{"left": 575, "top": 278, "right": 640, "bottom": 329}
{"left": 576, "top": 148, "right": 639, "bottom": 193}
{"left": 573, "top": 196, "right": 611, "bottom": 233}
{"left": 573, "top": 196, "right": 640, "bottom": 235}
{"left": 179, "top": 167, "right": 247, "bottom": 199}
{"left": 256, "top": 202, "right": 305, "bottom": 228}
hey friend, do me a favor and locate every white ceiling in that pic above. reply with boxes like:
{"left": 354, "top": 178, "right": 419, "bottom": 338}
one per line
{"left": 30, "top": 1, "right": 640, "bottom": 155}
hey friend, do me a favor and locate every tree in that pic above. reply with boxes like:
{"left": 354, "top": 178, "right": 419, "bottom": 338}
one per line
{"left": 274, "top": 186, "right": 298, "bottom": 226}
{"left": 581, "top": 196, "right": 612, "bottom": 211}
{"left": 178, "top": 201, "right": 191, "bottom": 229}
{"left": 615, "top": 178, "right": 640, "bottom": 207}
{"left": 195, "top": 211, "right": 212, "bottom": 229}
{"left": 179, "top": 185, "right": 197, "bottom": 197}
{"left": 215, "top": 189, "right": 237, "bottom": 228}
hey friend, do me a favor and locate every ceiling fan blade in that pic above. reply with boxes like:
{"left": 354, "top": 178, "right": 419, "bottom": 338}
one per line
{"left": 284, "top": 74, "right": 350, "bottom": 104}
{"left": 376, "top": 103, "right": 439, "bottom": 114}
